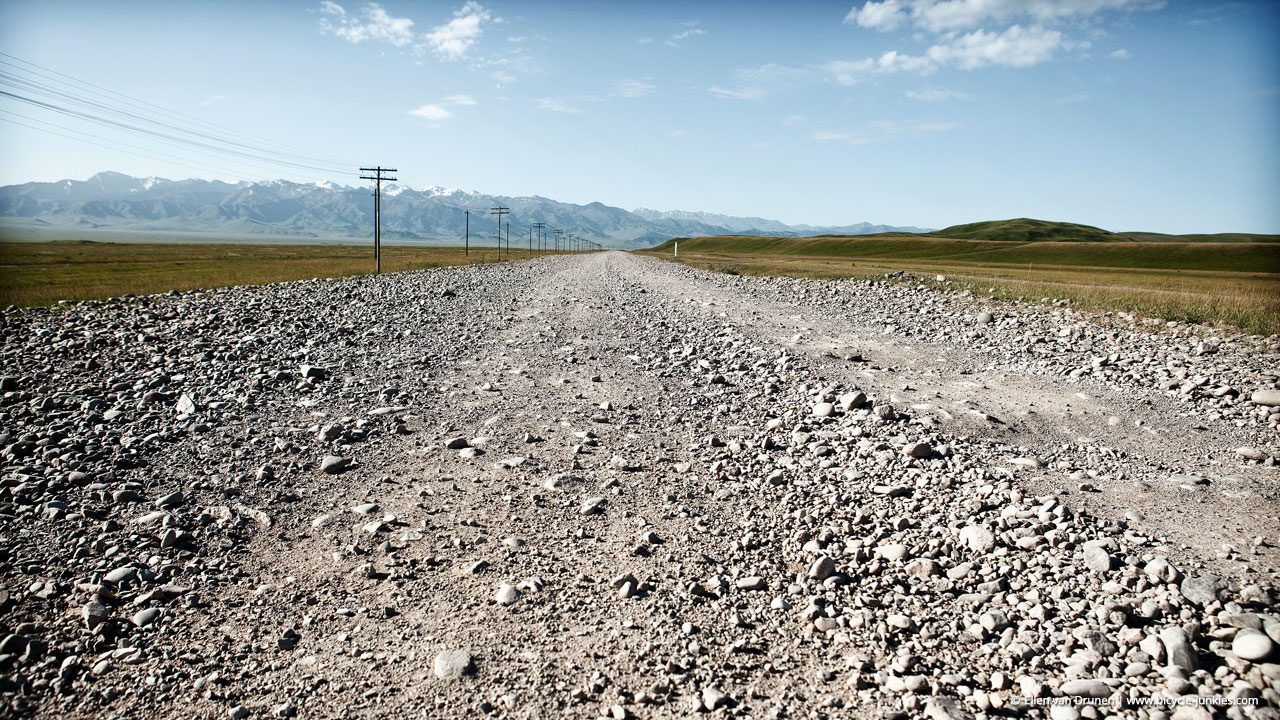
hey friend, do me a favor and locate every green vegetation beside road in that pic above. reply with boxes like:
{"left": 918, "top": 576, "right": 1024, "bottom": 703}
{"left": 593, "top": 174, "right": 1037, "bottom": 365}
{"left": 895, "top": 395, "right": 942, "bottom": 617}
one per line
{"left": 0, "top": 240, "right": 522, "bottom": 307}
{"left": 643, "top": 225, "right": 1280, "bottom": 335}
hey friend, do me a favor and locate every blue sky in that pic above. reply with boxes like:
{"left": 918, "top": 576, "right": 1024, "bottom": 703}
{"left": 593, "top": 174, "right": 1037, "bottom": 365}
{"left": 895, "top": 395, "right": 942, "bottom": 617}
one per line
{"left": 1, "top": 0, "right": 1277, "bottom": 233}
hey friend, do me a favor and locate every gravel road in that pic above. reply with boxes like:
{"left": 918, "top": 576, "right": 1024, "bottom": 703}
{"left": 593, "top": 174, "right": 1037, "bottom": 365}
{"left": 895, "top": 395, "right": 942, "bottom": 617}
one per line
{"left": 2, "top": 251, "right": 1278, "bottom": 719}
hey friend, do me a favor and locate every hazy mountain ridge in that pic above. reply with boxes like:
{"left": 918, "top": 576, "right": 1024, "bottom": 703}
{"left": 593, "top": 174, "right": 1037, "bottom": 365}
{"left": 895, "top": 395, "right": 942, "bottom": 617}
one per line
{"left": 0, "top": 172, "right": 927, "bottom": 247}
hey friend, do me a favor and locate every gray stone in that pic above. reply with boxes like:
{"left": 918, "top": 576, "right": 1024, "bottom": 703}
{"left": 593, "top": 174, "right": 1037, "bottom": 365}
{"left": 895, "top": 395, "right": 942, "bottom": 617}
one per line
{"left": 1232, "top": 629, "right": 1275, "bottom": 662}
{"left": 433, "top": 650, "right": 474, "bottom": 679}
{"left": 320, "top": 455, "right": 349, "bottom": 474}
{"left": 959, "top": 525, "right": 995, "bottom": 554}
{"left": 1144, "top": 556, "right": 1180, "bottom": 584}
{"left": 580, "top": 496, "right": 606, "bottom": 515}
{"left": 903, "top": 441, "right": 933, "bottom": 459}
{"left": 701, "top": 685, "right": 730, "bottom": 710}
{"left": 131, "top": 608, "right": 160, "bottom": 627}
{"left": 1180, "top": 574, "right": 1219, "bottom": 607}
{"left": 812, "top": 402, "right": 835, "bottom": 417}
{"left": 1082, "top": 540, "right": 1114, "bottom": 573}
{"left": 1059, "top": 679, "right": 1112, "bottom": 698}
{"left": 808, "top": 556, "right": 836, "bottom": 581}
{"left": 1159, "top": 626, "right": 1199, "bottom": 672}
{"left": 495, "top": 584, "right": 520, "bottom": 606}
{"left": 1251, "top": 389, "right": 1280, "bottom": 407}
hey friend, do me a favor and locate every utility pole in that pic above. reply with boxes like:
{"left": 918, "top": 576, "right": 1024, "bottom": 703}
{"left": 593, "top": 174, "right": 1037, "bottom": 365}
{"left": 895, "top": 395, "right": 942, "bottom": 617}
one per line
{"left": 504, "top": 219, "right": 510, "bottom": 257}
{"left": 358, "top": 166, "right": 397, "bottom": 274}
{"left": 533, "top": 222, "right": 546, "bottom": 255}
{"left": 555, "top": 229, "right": 564, "bottom": 254}
{"left": 464, "top": 210, "right": 470, "bottom": 256}
{"left": 490, "top": 206, "right": 508, "bottom": 259}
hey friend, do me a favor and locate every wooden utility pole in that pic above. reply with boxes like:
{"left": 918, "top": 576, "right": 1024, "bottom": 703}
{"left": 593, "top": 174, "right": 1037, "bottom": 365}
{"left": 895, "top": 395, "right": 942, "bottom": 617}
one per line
{"left": 358, "top": 166, "right": 397, "bottom": 274}
{"left": 533, "top": 222, "right": 546, "bottom": 254}
{"left": 490, "top": 206, "right": 509, "bottom": 259}
{"left": 464, "top": 210, "right": 470, "bottom": 256}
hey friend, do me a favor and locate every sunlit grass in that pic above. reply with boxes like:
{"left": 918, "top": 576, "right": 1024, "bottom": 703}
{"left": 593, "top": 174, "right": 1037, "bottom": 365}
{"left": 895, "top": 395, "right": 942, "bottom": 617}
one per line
{"left": 0, "top": 240, "right": 538, "bottom": 306}
{"left": 642, "top": 249, "right": 1280, "bottom": 336}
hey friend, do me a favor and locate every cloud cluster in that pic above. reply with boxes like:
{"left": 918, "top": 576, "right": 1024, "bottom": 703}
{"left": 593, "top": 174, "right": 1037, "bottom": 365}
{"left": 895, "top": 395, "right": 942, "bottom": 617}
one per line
{"left": 828, "top": 23, "right": 1063, "bottom": 85}
{"left": 666, "top": 21, "right": 707, "bottom": 47}
{"left": 846, "top": 0, "right": 1165, "bottom": 33}
{"left": 423, "top": 1, "right": 492, "bottom": 61}
{"left": 408, "top": 94, "right": 478, "bottom": 124}
{"left": 827, "top": 0, "right": 1160, "bottom": 86}
{"left": 319, "top": 1, "right": 493, "bottom": 61}
{"left": 319, "top": 1, "right": 415, "bottom": 46}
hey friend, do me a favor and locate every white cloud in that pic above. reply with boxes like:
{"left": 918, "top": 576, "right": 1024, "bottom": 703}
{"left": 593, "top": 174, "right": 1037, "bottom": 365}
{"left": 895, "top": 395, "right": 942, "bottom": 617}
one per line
{"left": 1110, "top": 48, "right": 1131, "bottom": 59}
{"left": 876, "top": 49, "right": 935, "bottom": 73}
{"left": 319, "top": 1, "right": 415, "bottom": 46}
{"left": 846, "top": 0, "right": 906, "bottom": 29}
{"left": 407, "top": 94, "right": 477, "bottom": 124}
{"left": 709, "top": 85, "right": 767, "bottom": 101}
{"left": 905, "top": 87, "right": 973, "bottom": 101}
{"left": 926, "top": 25, "right": 1062, "bottom": 69}
{"left": 536, "top": 98, "right": 582, "bottom": 113}
{"left": 848, "top": 0, "right": 1165, "bottom": 33}
{"left": 422, "top": 1, "right": 492, "bottom": 60}
{"left": 826, "top": 24, "right": 1062, "bottom": 84}
{"left": 409, "top": 104, "right": 451, "bottom": 121}
{"left": 666, "top": 21, "right": 707, "bottom": 47}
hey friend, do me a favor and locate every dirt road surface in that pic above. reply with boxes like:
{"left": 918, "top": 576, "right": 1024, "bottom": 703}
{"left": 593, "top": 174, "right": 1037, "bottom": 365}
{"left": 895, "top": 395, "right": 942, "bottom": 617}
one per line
{"left": 2, "top": 252, "right": 1277, "bottom": 719}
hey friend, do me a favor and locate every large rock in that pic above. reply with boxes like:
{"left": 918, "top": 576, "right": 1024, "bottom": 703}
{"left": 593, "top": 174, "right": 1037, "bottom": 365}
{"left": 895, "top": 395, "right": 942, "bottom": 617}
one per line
{"left": 1251, "top": 389, "right": 1280, "bottom": 407}
{"left": 1232, "top": 629, "right": 1275, "bottom": 662}
{"left": 959, "top": 525, "right": 995, "bottom": 554}
{"left": 433, "top": 650, "right": 474, "bottom": 679}
{"left": 1159, "top": 627, "right": 1199, "bottom": 672}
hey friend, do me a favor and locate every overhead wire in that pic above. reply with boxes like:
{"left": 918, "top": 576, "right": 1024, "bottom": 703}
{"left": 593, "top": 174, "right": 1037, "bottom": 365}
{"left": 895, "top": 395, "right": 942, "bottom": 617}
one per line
{"left": 0, "top": 52, "right": 358, "bottom": 169}
{"left": 0, "top": 53, "right": 359, "bottom": 180}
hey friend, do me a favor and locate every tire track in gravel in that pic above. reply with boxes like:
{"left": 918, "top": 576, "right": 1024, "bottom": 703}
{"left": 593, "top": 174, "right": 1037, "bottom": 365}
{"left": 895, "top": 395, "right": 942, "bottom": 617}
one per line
{"left": 624, "top": 253, "right": 1280, "bottom": 577}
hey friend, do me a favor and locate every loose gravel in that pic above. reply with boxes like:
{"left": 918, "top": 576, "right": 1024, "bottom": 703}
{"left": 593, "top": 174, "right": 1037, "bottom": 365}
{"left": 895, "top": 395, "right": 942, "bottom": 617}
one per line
{"left": 1, "top": 252, "right": 1277, "bottom": 719}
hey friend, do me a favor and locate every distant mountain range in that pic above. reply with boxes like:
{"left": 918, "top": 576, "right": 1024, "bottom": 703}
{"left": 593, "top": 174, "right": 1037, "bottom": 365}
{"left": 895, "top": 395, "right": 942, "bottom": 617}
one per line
{"left": 0, "top": 172, "right": 929, "bottom": 248}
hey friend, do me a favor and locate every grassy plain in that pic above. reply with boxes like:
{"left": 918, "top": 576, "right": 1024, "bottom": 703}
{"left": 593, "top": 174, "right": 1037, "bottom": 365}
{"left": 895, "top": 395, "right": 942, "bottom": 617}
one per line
{"left": 0, "top": 239, "right": 530, "bottom": 307}
{"left": 643, "top": 235, "right": 1280, "bottom": 335}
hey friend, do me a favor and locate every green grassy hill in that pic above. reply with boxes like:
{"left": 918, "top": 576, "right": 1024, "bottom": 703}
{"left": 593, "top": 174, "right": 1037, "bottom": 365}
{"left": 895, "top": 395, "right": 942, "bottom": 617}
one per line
{"left": 933, "top": 218, "right": 1119, "bottom": 242}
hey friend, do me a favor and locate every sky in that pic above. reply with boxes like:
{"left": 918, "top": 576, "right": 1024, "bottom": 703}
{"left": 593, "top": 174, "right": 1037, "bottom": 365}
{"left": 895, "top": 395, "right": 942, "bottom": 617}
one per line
{"left": 1, "top": 0, "right": 1277, "bottom": 233}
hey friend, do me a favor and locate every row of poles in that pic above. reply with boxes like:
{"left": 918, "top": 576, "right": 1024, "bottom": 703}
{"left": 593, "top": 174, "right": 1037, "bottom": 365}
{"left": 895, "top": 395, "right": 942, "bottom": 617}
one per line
{"left": 361, "top": 165, "right": 603, "bottom": 274}
{"left": 466, "top": 208, "right": 602, "bottom": 258}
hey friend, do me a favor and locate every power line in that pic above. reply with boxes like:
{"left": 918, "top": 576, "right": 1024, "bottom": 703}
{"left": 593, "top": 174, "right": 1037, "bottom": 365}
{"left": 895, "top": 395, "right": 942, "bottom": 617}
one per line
{"left": 0, "top": 53, "right": 358, "bottom": 168}
{"left": 359, "top": 166, "right": 397, "bottom": 274}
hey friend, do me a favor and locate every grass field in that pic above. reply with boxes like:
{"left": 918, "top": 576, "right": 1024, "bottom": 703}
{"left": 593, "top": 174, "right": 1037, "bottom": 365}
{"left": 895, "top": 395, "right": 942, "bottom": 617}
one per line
{"left": 0, "top": 240, "right": 536, "bottom": 307}
{"left": 643, "top": 235, "right": 1280, "bottom": 336}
